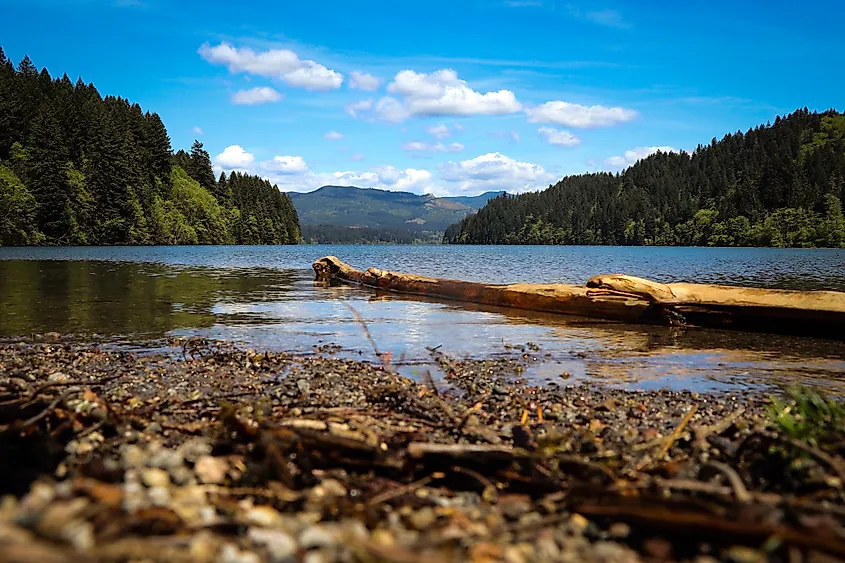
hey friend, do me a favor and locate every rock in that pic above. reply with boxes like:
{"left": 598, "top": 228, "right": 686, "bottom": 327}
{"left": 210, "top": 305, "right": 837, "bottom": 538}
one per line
{"left": 120, "top": 445, "right": 145, "bottom": 468}
{"left": 724, "top": 546, "right": 764, "bottom": 563}
{"left": 182, "top": 438, "right": 213, "bottom": 462}
{"left": 47, "top": 372, "right": 69, "bottom": 383}
{"left": 567, "top": 513, "right": 589, "bottom": 533}
{"left": 148, "top": 486, "right": 170, "bottom": 506}
{"left": 195, "top": 456, "right": 228, "bottom": 484}
{"left": 409, "top": 507, "right": 437, "bottom": 530}
{"left": 643, "top": 537, "right": 673, "bottom": 560}
{"left": 245, "top": 505, "right": 284, "bottom": 528}
{"left": 249, "top": 527, "right": 297, "bottom": 563}
{"left": 220, "top": 543, "right": 261, "bottom": 563}
{"left": 299, "top": 525, "right": 337, "bottom": 550}
{"left": 142, "top": 468, "right": 171, "bottom": 488}
{"left": 608, "top": 522, "right": 631, "bottom": 538}
{"left": 297, "top": 379, "right": 311, "bottom": 395}
{"left": 147, "top": 447, "right": 183, "bottom": 470}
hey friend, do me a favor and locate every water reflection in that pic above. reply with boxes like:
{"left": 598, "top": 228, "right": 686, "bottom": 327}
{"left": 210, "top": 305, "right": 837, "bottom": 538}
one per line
{"left": 1, "top": 255, "right": 844, "bottom": 394}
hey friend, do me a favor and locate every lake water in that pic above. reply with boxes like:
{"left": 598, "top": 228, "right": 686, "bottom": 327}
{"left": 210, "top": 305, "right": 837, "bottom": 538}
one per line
{"left": 2, "top": 245, "right": 845, "bottom": 394}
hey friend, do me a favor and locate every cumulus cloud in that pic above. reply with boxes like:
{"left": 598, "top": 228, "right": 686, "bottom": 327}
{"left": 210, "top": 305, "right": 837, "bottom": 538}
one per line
{"left": 192, "top": 126, "right": 204, "bottom": 136}
{"left": 214, "top": 145, "right": 256, "bottom": 170}
{"left": 348, "top": 69, "right": 521, "bottom": 123}
{"left": 345, "top": 99, "right": 374, "bottom": 117}
{"left": 526, "top": 101, "right": 637, "bottom": 128}
{"left": 440, "top": 152, "right": 553, "bottom": 193}
{"left": 349, "top": 71, "right": 382, "bottom": 91}
{"left": 231, "top": 87, "right": 283, "bottom": 105}
{"left": 426, "top": 124, "right": 451, "bottom": 139}
{"left": 604, "top": 146, "right": 679, "bottom": 168}
{"left": 199, "top": 42, "right": 343, "bottom": 90}
{"left": 402, "top": 141, "right": 465, "bottom": 153}
{"left": 538, "top": 126, "right": 580, "bottom": 147}
{"left": 263, "top": 155, "right": 309, "bottom": 175}
{"left": 324, "top": 131, "right": 344, "bottom": 140}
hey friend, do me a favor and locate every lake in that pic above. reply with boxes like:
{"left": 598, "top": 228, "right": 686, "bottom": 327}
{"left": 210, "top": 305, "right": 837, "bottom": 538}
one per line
{"left": 2, "top": 245, "right": 845, "bottom": 393}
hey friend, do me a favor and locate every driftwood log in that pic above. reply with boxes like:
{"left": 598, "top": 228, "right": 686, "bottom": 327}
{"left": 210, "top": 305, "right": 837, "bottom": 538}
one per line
{"left": 313, "top": 256, "right": 845, "bottom": 339}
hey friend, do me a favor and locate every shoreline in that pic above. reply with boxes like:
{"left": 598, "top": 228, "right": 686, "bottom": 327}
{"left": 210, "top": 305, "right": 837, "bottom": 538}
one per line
{"left": 1, "top": 339, "right": 844, "bottom": 561}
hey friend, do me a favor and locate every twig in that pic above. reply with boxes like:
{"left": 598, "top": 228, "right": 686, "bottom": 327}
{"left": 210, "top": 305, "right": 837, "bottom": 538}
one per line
{"left": 367, "top": 475, "right": 436, "bottom": 507}
{"left": 20, "top": 389, "right": 75, "bottom": 427}
{"left": 698, "top": 461, "right": 752, "bottom": 503}
{"left": 344, "top": 302, "right": 382, "bottom": 358}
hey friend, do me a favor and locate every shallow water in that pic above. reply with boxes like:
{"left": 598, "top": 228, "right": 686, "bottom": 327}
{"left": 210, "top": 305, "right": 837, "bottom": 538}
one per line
{"left": 1, "top": 245, "right": 844, "bottom": 393}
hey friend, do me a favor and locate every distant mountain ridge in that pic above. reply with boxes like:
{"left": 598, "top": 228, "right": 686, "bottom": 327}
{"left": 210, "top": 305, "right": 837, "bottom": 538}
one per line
{"left": 289, "top": 185, "right": 505, "bottom": 232}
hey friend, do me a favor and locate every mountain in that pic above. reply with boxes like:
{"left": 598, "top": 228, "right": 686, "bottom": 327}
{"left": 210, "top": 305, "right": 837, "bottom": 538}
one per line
{"left": 289, "top": 185, "right": 504, "bottom": 232}
{"left": 444, "top": 109, "right": 845, "bottom": 248}
{"left": 0, "top": 47, "right": 300, "bottom": 246}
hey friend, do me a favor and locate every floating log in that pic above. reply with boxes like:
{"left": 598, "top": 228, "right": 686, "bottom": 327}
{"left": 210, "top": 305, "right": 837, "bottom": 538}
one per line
{"left": 313, "top": 256, "right": 845, "bottom": 339}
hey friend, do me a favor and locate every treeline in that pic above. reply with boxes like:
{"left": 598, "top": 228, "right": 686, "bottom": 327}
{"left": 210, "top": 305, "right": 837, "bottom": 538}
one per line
{"left": 301, "top": 224, "right": 439, "bottom": 244}
{"left": 444, "top": 109, "right": 845, "bottom": 248}
{"left": 0, "top": 47, "right": 300, "bottom": 246}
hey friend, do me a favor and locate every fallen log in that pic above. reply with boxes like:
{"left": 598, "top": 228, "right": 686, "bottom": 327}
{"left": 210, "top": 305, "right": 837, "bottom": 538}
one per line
{"left": 312, "top": 256, "right": 845, "bottom": 339}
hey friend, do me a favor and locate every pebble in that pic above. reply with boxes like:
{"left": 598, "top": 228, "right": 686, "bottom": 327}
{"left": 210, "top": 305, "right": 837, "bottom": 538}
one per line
{"left": 608, "top": 522, "right": 631, "bottom": 538}
{"left": 409, "top": 507, "right": 437, "bottom": 530}
{"left": 249, "top": 528, "right": 298, "bottom": 563}
{"left": 220, "top": 543, "right": 261, "bottom": 563}
{"left": 299, "top": 525, "right": 337, "bottom": 550}
{"left": 142, "top": 468, "right": 171, "bottom": 488}
{"left": 47, "top": 371, "right": 69, "bottom": 383}
{"left": 148, "top": 486, "right": 171, "bottom": 506}
{"left": 245, "top": 505, "right": 284, "bottom": 528}
{"left": 195, "top": 456, "right": 228, "bottom": 484}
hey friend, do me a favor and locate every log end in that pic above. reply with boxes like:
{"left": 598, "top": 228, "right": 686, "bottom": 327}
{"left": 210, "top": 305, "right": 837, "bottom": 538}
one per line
{"left": 313, "top": 256, "right": 345, "bottom": 281}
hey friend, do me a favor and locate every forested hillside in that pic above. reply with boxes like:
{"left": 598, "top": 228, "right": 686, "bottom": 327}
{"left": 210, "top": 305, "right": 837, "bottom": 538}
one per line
{"left": 0, "top": 48, "right": 300, "bottom": 246}
{"left": 444, "top": 109, "right": 845, "bottom": 247}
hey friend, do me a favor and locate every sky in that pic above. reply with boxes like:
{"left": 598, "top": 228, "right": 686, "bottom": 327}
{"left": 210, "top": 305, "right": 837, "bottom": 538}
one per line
{"left": 1, "top": 0, "right": 843, "bottom": 197}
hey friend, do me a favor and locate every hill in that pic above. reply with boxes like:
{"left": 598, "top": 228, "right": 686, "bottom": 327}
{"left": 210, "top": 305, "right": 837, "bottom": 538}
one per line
{"left": 289, "top": 185, "right": 503, "bottom": 232}
{"left": 444, "top": 109, "right": 845, "bottom": 248}
{"left": 0, "top": 47, "right": 300, "bottom": 246}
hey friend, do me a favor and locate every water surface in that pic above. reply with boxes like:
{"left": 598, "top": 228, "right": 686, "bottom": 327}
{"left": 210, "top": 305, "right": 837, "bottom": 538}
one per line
{"left": 1, "top": 245, "right": 844, "bottom": 393}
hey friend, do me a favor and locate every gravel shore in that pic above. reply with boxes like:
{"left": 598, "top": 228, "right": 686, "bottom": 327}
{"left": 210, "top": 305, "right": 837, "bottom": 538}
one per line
{"left": 0, "top": 338, "right": 843, "bottom": 562}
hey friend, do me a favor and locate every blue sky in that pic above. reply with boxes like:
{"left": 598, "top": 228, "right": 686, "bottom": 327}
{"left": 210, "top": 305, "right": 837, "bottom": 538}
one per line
{"left": 1, "top": 0, "right": 843, "bottom": 196}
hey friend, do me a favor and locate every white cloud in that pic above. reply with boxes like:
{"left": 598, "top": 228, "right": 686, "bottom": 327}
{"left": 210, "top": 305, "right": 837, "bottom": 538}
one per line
{"left": 214, "top": 145, "right": 256, "bottom": 170}
{"left": 192, "top": 126, "right": 204, "bottom": 136}
{"left": 526, "top": 101, "right": 637, "bottom": 128}
{"left": 402, "top": 141, "right": 465, "bottom": 153}
{"left": 345, "top": 99, "right": 374, "bottom": 117}
{"left": 324, "top": 131, "right": 344, "bottom": 141}
{"left": 604, "top": 146, "right": 679, "bottom": 168}
{"left": 198, "top": 42, "right": 343, "bottom": 90}
{"left": 350, "top": 69, "right": 522, "bottom": 123}
{"left": 440, "top": 152, "right": 553, "bottom": 193}
{"left": 538, "top": 126, "right": 580, "bottom": 147}
{"left": 427, "top": 124, "right": 451, "bottom": 139}
{"left": 263, "top": 155, "right": 309, "bottom": 175}
{"left": 231, "top": 87, "right": 283, "bottom": 105}
{"left": 349, "top": 71, "right": 382, "bottom": 91}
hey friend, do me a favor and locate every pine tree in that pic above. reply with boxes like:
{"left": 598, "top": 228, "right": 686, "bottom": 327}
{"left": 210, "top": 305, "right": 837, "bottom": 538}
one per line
{"left": 188, "top": 140, "right": 216, "bottom": 194}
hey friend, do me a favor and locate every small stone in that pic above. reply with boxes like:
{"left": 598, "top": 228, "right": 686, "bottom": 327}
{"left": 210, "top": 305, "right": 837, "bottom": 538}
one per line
{"left": 245, "top": 505, "right": 284, "bottom": 528}
{"left": 195, "top": 456, "right": 228, "bottom": 484}
{"left": 121, "top": 445, "right": 145, "bottom": 467}
{"left": 299, "top": 525, "right": 337, "bottom": 550}
{"left": 142, "top": 468, "right": 171, "bottom": 488}
{"left": 568, "top": 513, "right": 590, "bottom": 532}
{"left": 48, "top": 372, "right": 69, "bottom": 383}
{"left": 249, "top": 527, "right": 297, "bottom": 563}
{"left": 220, "top": 543, "right": 261, "bottom": 563}
{"left": 146, "top": 421, "right": 163, "bottom": 433}
{"left": 409, "top": 507, "right": 437, "bottom": 530}
{"left": 724, "top": 546, "right": 764, "bottom": 563}
{"left": 296, "top": 379, "right": 311, "bottom": 395}
{"left": 182, "top": 439, "right": 213, "bottom": 462}
{"left": 147, "top": 447, "right": 184, "bottom": 470}
{"left": 148, "top": 486, "right": 170, "bottom": 506}
{"left": 608, "top": 522, "right": 631, "bottom": 538}
{"left": 643, "top": 537, "right": 673, "bottom": 560}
